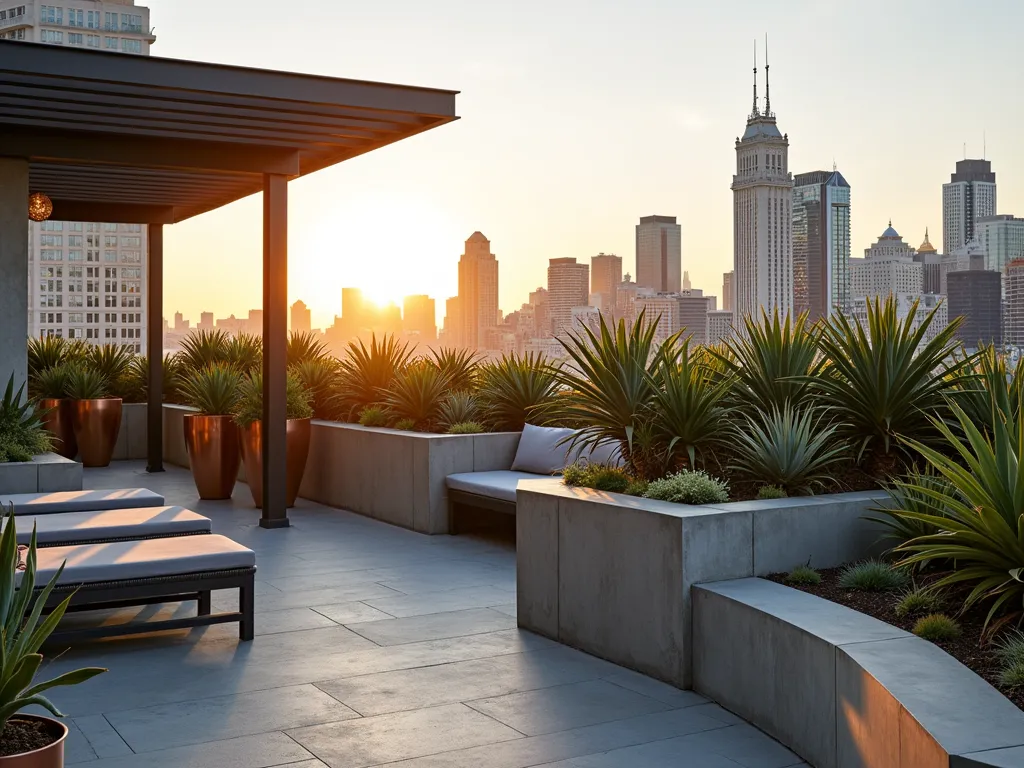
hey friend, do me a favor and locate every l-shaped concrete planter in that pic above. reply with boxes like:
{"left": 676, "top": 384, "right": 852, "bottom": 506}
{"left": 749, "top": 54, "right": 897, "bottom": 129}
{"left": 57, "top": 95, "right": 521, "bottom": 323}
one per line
{"left": 693, "top": 578, "right": 1024, "bottom": 768}
{"left": 0, "top": 453, "right": 81, "bottom": 494}
{"left": 515, "top": 479, "right": 890, "bottom": 689}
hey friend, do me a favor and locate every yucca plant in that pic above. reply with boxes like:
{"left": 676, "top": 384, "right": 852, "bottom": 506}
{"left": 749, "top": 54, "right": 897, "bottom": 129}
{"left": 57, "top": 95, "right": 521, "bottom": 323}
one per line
{"left": 728, "top": 404, "right": 847, "bottom": 495}
{"left": 224, "top": 333, "right": 263, "bottom": 375}
{"left": 32, "top": 365, "right": 71, "bottom": 401}
{"left": 292, "top": 358, "right": 340, "bottom": 420}
{"left": 869, "top": 470, "right": 960, "bottom": 549}
{"left": 477, "top": 352, "right": 559, "bottom": 432}
{"left": 380, "top": 361, "right": 452, "bottom": 431}
{"left": 816, "top": 296, "right": 969, "bottom": 471}
{"left": 64, "top": 366, "right": 108, "bottom": 401}
{"left": 547, "top": 311, "right": 664, "bottom": 477}
{"left": 336, "top": 335, "right": 414, "bottom": 421}
{"left": 0, "top": 506, "right": 106, "bottom": 735}
{"left": 233, "top": 370, "right": 313, "bottom": 428}
{"left": 27, "top": 336, "right": 70, "bottom": 379}
{"left": 717, "top": 309, "right": 824, "bottom": 415}
{"left": 287, "top": 331, "right": 329, "bottom": 367}
{"left": 649, "top": 339, "right": 731, "bottom": 470}
{"left": 893, "top": 400, "right": 1024, "bottom": 630}
{"left": 178, "top": 329, "right": 230, "bottom": 374}
{"left": 87, "top": 344, "right": 135, "bottom": 389}
{"left": 947, "top": 345, "right": 1018, "bottom": 439}
{"left": 117, "top": 354, "right": 185, "bottom": 405}
{"left": 0, "top": 375, "right": 52, "bottom": 463}
{"left": 438, "top": 391, "right": 481, "bottom": 431}
{"left": 179, "top": 365, "right": 242, "bottom": 416}
{"left": 432, "top": 348, "right": 481, "bottom": 393}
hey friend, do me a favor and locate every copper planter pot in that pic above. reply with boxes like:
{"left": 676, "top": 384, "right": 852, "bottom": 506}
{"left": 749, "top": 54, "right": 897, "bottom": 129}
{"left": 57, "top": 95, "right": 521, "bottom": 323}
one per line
{"left": 0, "top": 715, "right": 67, "bottom": 767}
{"left": 70, "top": 398, "right": 122, "bottom": 468}
{"left": 183, "top": 414, "right": 241, "bottom": 500}
{"left": 37, "top": 399, "right": 77, "bottom": 460}
{"left": 239, "top": 418, "right": 311, "bottom": 509}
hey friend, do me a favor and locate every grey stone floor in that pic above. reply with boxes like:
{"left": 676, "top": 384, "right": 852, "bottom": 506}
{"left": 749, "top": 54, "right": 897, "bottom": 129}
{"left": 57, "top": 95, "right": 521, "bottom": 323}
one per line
{"left": 37, "top": 461, "right": 806, "bottom": 768}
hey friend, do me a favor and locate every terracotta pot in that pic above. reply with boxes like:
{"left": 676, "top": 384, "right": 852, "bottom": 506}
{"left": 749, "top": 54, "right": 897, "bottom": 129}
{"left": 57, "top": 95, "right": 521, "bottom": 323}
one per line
{"left": 69, "top": 398, "right": 121, "bottom": 468}
{"left": 239, "top": 418, "right": 311, "bottom": 508}
{"left": 37, "top": 399, "right": 77, "bottom": 460}
{"left": 0, "top": 715, "right": 67, "bottom": 767}
{"left": 183, "top": 414, "right": 240, "bottom": 500}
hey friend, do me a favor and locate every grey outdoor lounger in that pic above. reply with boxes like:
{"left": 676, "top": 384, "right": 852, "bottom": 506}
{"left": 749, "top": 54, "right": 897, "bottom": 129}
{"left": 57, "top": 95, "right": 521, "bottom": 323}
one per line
{"left": 1, "top": 488, "right": 165, "bottom": 516}
{"left": 29, "top": 534, "right": 256, "bottom": 642}
{"left": 6, "top": 506, "right": 211, "bottom": 547}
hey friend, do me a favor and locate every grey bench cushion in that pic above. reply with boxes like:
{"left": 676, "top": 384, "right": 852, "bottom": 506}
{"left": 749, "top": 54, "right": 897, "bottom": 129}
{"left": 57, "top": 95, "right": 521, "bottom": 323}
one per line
{"left": 25, "top": 534, "right": 255, "bottom": 586}
{"left": 0, "top": 489, "right": 165, "bottom": 516}
{"left": 5, "top": 506, "right": 211, "bottom": 546}
{"left": 447, "top": 471, "right": 544, "bottom": 504}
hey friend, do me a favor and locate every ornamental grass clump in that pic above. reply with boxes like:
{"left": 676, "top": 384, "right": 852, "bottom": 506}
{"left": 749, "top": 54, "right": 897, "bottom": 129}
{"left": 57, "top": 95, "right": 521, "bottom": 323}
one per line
{"left": 643, "top": 470, "right": 729, "bottom": 505}
{"left": 995, "top": 632, "right": 1024, "bottom": 688}
{"left": 786, "top": 564, "right": 821, "bottom": 586}
{"left": 894, "top": 587, "right": 943, "bottom": 619}
{"left": 838, "top": 560, "right": 909, "bottom": 592}
{"left": 912, "top": 613, "right": 961, "bottom": 642}
{"left": 562, "top": 463, "right": 632, "bottom": 494}
{"left": 757, "top": 485, "right": 788, "bottom": 500}
{"left": 358, "top": 405, "right": 391, "bottom": 428}
{"left": 448, "top": 422, "right": 486, "bottom": 435}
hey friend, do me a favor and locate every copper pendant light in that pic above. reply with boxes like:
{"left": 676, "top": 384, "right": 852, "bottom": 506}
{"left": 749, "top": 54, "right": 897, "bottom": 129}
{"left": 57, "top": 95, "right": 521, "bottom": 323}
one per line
{"left": 28, "top": 192, "right": 53, "bottom": 222}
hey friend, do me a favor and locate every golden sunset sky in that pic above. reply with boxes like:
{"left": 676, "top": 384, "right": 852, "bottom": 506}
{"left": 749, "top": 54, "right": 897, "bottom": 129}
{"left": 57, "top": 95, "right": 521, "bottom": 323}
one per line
{"left": 150, "top": 0, "right": 1024, "bottom": 329}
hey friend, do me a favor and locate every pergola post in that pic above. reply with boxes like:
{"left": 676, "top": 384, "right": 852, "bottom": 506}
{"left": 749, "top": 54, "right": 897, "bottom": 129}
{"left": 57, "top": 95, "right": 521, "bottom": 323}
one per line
{"left": 260, "top": 174, "right": 289, "bottom": 529}
{"left": 0, "top": 158, "right": 29, "bottom": 391}
{"left": 146, "top": 223, "right": 164, "bottom": 473}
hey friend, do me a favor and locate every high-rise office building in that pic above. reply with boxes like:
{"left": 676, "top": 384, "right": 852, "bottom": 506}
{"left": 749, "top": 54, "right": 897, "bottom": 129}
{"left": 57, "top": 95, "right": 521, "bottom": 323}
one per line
{"left": 18, "top": 1, "right": 156, "bottom": 351}
{"left": 947, "top": 264, "right": 1002, "bottom": 348}
{"left": 914, "top": 229, "right": 942, "bottom": 294}
{"left": 198, "top": 312, "right": 214, "bottom": 331}
{"left": 706, "top": 310, "right": 734, "bottom": 344}
{"left": 547, "top": 258, "right": 590, "bottom": 338}
{"left": 792, "top": 169, "right": 851, "bottom": 321}
{"left": 1005, "top": 259, "right": 1024, "bottom": 347}
{"left": 976, "top": 215, "right": 1024, "bottom": 274}
{"left": 850, "top": 224, "right": 922, "bottom": 299}
{"left": 403, "top": 295, "right": 437, "bottom": 342}
{"left": 682, "top": 271, "right": 692, "bottom": 291}
{"left": 290, "top": 300, "right": 311, "bottom": 334}
{"left": 942, "top": 237, "right": 986, "bottom": 294}
{"left": 457, "top": 232, "right": 499, "bottom": 351}
{"left": 635, "top": 216, "right": 681, "bottom": 293}
{"left": 732, "top": 51, "right": 793, "bottom": 324}
{"left": 590, "top": 253, "right": 622, "bottom": 315}
{"left": 722, "top": 271, "right": 735, "bottom": 312}
{"left": 943, "top": 159, "right": 996, "bottom": 254}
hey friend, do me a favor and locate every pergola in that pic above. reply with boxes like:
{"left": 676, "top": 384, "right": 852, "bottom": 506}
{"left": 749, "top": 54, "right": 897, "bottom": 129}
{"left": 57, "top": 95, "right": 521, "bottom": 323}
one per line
{"left": 0, "top": 41, "right": 458, "bottom": 527}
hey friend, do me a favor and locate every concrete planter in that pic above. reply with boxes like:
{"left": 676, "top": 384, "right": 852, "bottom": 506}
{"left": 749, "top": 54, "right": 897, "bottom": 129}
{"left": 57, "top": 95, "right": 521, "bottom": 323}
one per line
{"left": 112, "top": 402, "right": 148, "bottom": 461}
{"left": 515, "top": 479, "right": 890, "bottom": 689}
{"left": 693, "top": 578, "right": 1024, "bottom": 768}
{"left": 0, "top": 453, "right": 82, "bottom": 494}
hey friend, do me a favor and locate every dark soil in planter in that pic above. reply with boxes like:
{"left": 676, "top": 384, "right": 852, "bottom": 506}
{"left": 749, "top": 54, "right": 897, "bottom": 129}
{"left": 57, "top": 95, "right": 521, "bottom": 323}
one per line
{"left": 0, "top": 718, "right": 60, "bottom": 756}
{"left": 766, "top": 567, "right": 1024, "bottom": 712}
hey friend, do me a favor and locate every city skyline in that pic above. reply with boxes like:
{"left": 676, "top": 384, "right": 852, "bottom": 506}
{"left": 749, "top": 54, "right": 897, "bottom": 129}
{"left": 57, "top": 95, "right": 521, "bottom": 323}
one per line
{"left": 143, "top": 0, "right": 1024, "bottom": 330}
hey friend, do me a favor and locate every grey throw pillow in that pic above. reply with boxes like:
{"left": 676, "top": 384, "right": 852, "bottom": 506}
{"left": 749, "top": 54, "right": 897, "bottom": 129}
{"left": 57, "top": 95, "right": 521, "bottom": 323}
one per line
{"left": 511, "top": 424, "right": 576, "bottom": 475}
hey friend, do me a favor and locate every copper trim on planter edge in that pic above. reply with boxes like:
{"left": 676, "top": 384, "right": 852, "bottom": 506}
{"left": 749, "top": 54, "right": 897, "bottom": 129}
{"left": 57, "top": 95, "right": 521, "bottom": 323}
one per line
{"left": 0, "top": 715, "right": 67, "bottom": 767}
{"left": 239, "top": 417, "right": 311, "bottom": 509}
{"left": 37, "top": 398, "right": 77, "bottom": 460}
{"left": 183, "top": 414, "right": 241, "bottom": 500}
{"left": 70, "top": 398, "right": 122, "bottom": 468}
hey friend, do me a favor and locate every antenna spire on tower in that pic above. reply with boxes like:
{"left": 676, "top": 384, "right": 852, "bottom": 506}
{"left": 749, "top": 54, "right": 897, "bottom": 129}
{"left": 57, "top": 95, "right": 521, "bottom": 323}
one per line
{"left": 751, "top": 39, "right": 759, "bottom": 118}
{"left": 764, "top": 34, "right": 771, "bottom": 116}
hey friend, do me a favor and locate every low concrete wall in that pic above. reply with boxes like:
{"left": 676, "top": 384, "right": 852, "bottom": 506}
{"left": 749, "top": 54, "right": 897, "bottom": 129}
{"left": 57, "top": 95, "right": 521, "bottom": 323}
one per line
{"left": 693, "top": 578, "right": 1024, "bottom": 768}
{"left": 0, "top": 453, "right": 82, "bottom": 494}
{"left": 162, "top": 403, "right": 194, "bottom": 470}
{"left": 112, "top": 402, "right": 148, "bottom": 461}
{"left": 515, "top": 480, "right": 889, "bottom": 689}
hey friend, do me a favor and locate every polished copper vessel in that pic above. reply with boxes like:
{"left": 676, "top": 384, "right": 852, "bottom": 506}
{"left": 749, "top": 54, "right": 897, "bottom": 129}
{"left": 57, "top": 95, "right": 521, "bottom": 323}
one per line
{"left": 37, "top": 399, "right": 77, "bottom": 460}
{"left": 239, "top": 418, "right": 311, "bottom": 508}
{"left": 0, "top": 716, "right": 67, "bottom": 767}
{"left": 183, "top": 414, "right": 240, "bottom": 500}
{"left": 70, "top": 398, "right": 122, "bottom": 468}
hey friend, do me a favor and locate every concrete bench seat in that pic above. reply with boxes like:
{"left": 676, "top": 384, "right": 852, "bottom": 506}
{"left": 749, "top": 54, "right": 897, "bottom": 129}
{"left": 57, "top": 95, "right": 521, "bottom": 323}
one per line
{"left": 0, "top": 488, "right": 165, "bottom": 516}
{"left": 33, "top": 534, "right": 256, "bottom": 642}
{"left": 447, "top": 471, "right": 546, "bottom": 504}
{"left": 6, "top": 506, "right": 211, "bottom": 547}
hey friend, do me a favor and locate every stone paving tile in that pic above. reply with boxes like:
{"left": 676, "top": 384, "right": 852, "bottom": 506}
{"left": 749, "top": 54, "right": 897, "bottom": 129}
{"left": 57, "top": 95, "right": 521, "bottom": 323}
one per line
{"left": 83, "top": 731, "right": 315, "bottom": 768}
{"left": 362, "top": 585, "right": 517, "bottom": 618}
{"left": 65, "top": 720, "right": 97, "bottom": 764}
{"left": 312, "top": 601, "right": 396, "bottom": 624}
{"left": 288, "top": 703, "right": 523, "bottom": 768}
{"left": 71, "top": 715, "right": 132, "bottom": 759}
{"left": 490, "top": 602, "right": 517, "bottom": 618}
{"left": 666, "top": 723, "right": 804, "bottom": 768}
{"left": 466, "top": 679, "right": 674, "bottom": 736}
{"left": 346, "top": 608, "right": 517, "bottom": 646}
{"left": 106, "top": 684, "right": 360, "bottom": 753}
{"left": 601, "top": 668, "right": 710, "bottom": 708}
{"left": 211, "top": 581, "right": 404, "bottom": 613}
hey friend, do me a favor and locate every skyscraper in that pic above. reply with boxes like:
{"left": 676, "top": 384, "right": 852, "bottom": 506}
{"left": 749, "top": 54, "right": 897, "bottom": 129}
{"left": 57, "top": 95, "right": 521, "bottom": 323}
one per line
{"left": 976, "top": 215, "right": 1024, "bottom": 274}
{"left": 290, "top": 300, "right": 311, "bottom": 334}
{"left": 943, "top": 159, "right": 997, "bottom": 254}
{"left": 590, "top": 253, "right": 622, "bottom": 315}
{"left": 682, "top": 271, "right": 692, "bottom": 291}
{"left": 403, "top": 295, "right": 437, "bottom": 342}
{"left": 1005, "top": 259, "right": 1024, "bottom": 347}
{"left": 457, "top": 232, "right": 500, "bottom": 351}
{"left": 635, "top": 216, "right": 681, "bottom": 293}
{"left": 914, "top": 229, "right": 942, "bottom": 294}
{"left": 850, "top": 223, "right": 921, "bottom": 300}
{"left": 722, "top": 271, "right": 735, "bottom": 312}
{"left": 947, "top": 265, "right": 1002, "bottom": 348}
{"left": 792, "top": 169, "right": 851, "bottom": 321}
{"left": 731, "top": 46, "right": 793, "bottom": 325}
{"left": 547, "top": 258, "right": 590, "bottom": 337}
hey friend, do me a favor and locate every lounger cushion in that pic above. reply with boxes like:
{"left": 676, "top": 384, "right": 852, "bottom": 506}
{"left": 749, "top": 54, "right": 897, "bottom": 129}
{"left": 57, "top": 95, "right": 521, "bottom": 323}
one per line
{"left": 4, "top": 507, "right": 211, "bottom": 546}
{"left": 510, "top": 424, "right": 576, "bottom": 475}
{"left": 447, "top": 471, "right": 543, "bottom": 504}
{"left": 24, "top": 534, "right": 255, "bottom": 586}
{"left": 0, "top": 489, "right": 165, "bottom": 516}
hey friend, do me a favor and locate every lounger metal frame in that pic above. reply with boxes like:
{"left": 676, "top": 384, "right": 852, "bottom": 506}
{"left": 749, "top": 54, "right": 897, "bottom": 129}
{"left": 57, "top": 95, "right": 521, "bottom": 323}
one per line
{"left": 38, "top": 529, "right": 210, "bottom": 549}
{"left": 447, "top": 488, "right": 516, "bottom": 535}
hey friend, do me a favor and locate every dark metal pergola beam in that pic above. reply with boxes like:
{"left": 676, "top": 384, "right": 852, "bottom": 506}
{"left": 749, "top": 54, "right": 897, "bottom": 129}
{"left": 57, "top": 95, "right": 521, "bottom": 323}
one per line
{"left": 51, "top": 201, "right": 176, "bottom": 225}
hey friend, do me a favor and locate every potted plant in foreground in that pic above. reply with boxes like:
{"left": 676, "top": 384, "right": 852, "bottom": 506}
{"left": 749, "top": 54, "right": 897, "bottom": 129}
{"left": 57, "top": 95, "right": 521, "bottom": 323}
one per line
{"left": 180, "top": 365, "right": 243, "bottom": 500}
{"left": 0, "top": 376, "right": 53, "bottom": 465}
{"left": 32, "top": 366, "right": 76, "bottom": 460}
{"left": 0, "top": 506, "right": 105, "bottom": 766}
{"left": 64, "top": 366, "right": 120, "bottom": 468}
{"left": 235, "top": 371, "right": 313, "bottom": 508}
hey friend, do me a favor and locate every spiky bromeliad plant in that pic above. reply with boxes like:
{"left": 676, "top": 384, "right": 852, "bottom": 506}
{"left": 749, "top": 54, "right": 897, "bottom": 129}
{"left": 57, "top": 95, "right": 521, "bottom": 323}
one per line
{"left": 178, "top": 329, "right": 231, "bottom": 374}
{"left": 477, "top": 352, "right": 559, "bottom": 432}
{"left": 438, "top": 391, "right": 481, "bottom": 432}
{"left": 548, "top": 311, "right": 665, "bottom": 478}
{"left": 380, "top": 361, "right": 452, "bottom": 432}
{"left": 0, "top": 375, "right": 52, "bottom": 463}
{"left": 892, "top": 400, "right": 1024, "bottom": 630}
{"left": 728, "top": 404, "right": 848, "bottom": 496}
{"left": 816, "top": 296, "right": 969, "bottom": 472}
{"left": 716, "top": 309, "right": 825, "bottom": 415}
{"left": 336, "top": 335, "right": 414, "bottom": 421}
{"left": 0, "top": 507, "right": 106, "bottom": 738}
{"left": 432, "top": 348, "right": 481, "bottom": 393}
{"left": 179, "top": 364, "right": 242, "bottom": 416}
{"left": 234, "top": 370, "right": 312, "bottom": 429}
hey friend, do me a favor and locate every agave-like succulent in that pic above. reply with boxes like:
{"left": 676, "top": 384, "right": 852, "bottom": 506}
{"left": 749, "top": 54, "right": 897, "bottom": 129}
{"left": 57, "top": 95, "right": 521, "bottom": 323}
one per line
{"left": 438, "top": 391, "right": 481, "bottom": 431}
{"left": 336, "top": 335, "right": 414, "bottom": 421}
{"left": 477, "top": 352, "right": 559, "bottom": 432}
{"left": 31, "top": 365, "right": 71, "bottom": 401}
{"left": 224, "top": 333, "right": 263, "bottom": 376}
{"left": 233, "top": 370, "right": 312, "bottom": 428}
{"left": 87, "top": 344, "right": 135, "bottom": 388}
{"left": 0, "top": 375, "right": 52, "bottom": 463}
{"left": 178, "top": 329, "right": 230, "bottom": 374}
{"left": 946, "top": 345, "right": 1018, "bottom": 439}
{"left": 291, "top": 358, "right": 340, "bottom": 420}
{"left": 380, "top": 361, "right": 452, "bottom": 431}
{"left": 869, "top": 469, "right": 960, "bottom": 550}
{"left": 431, "top": 348, "right": 481, "bottom": 393}
{"left": 287, "top": 331, "right": 329, "bottom": 367}
{"left": 27, "top": 336, "right": 70, "bottom": 379}
{"left": 64, "top": 366, "right": 109, "bottom": 401}
{"left": 179, "top": 364, "right": 242, "bottom": 416}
